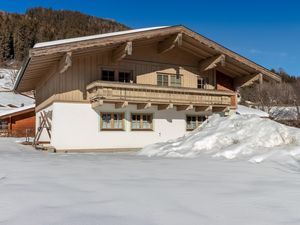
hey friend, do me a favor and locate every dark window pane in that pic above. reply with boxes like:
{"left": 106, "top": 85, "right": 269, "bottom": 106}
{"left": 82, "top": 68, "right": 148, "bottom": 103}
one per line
{"left": 119, "top": 72, "right": 131, "bottom": 83}
{"left": 102, "top": 70, "right": 115, "bottom": 81}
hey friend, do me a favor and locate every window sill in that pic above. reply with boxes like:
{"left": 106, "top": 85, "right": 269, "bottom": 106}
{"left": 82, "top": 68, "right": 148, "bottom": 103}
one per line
{"left": 131, "top": 129, "right": 154, "bottom": 131}
{"left": 101, "top": 129, "right": 125, "bottom": 131}
{"left": 186, "top": 129, "right": 196, "bottom": 131}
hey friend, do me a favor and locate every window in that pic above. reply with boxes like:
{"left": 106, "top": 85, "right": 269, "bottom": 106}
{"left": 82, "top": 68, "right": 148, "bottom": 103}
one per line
{"left": 186, "top": 115, "right": 206, "bottom": 130}
{"left": 119, "top": 71, "right": 131, "bottom": 83}
{"left": 131, "top": 113, "right": 153, "bottom": 130}
{"left": 197, "top": 77, "right": 209, "bottom": 89}
{"left": 170, "top": 75, "right": 181, "bottom": 87}
{"left": 0, "top": 120, "right": 8, "bottom": 130}
{"left": 157, "top": 74, "right": 169, "bottom": 86}
{"left": 101, "top": 112, "right": 124, "bottom": 130}
{"left": 102, "top": 70, "right": 115, "bottom": 81}
{"left": 197, "top": 78, "right": 204, "bottom": 89}
{"left": 157, "top": 73, "right": 182, "bottom": 87}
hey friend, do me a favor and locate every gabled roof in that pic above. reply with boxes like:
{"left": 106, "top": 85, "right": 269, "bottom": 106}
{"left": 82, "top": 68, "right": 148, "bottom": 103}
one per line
{"left": 0, "top": 91, "right": 35, "bottom": 107}
{"left": 34, "top": 26, "right": 168, "bottom": 48}
{"left": 14, "top": 25, "right": 281, "bottom": 92}
{"left": 0, "top": 104, "right": 35, "bottom": 119}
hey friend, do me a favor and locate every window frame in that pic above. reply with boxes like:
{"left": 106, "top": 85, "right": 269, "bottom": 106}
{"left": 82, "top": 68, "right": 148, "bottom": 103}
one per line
{"left": 101, "top": 69, "right": 115, "bottom": 81}
{"left": 157, "top": 73, "right": 169, "bottom": 87}
{"left": 157, "top": 73, "right": 182, "bottom": 87}
{"left": 131, "top": 113, "right": 154, "bottom": 131}
{"left": 186, "top": 115, "right": 207, "bottom": 131}
{"left": 100, "top": 112, "right": 125, "bottom": 131}
{"left": 170, "top": 74, "right": 182, "bottom": 87}
{"left": 197, "top": 77, "right": 209, "bottom": 89}
{"left": 118, "top": 71, "right": 132, "bottom": 83}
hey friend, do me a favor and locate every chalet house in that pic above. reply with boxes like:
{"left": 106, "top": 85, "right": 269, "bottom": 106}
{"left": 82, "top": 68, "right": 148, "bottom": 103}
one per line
{"left": 14, "top": 26, "right": 281, "bottom": 152}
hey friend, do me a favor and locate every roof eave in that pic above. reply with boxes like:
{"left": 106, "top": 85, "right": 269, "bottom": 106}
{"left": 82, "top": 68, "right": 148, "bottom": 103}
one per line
{"left": 13, "top": 57, "right": 31, "bottom": 92}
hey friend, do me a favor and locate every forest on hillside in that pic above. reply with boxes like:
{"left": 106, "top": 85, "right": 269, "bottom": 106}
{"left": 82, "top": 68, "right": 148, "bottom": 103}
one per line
{"left": 0, "top": 7, "right": 129, "bottom": 65}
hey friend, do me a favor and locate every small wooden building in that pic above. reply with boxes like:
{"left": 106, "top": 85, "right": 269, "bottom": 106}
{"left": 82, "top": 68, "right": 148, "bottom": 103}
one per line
{"left": 13, "top": 25, "right": 281, "bottom": 151}
{"left": 0, "top": 104, "right": 35, "bottom": 137}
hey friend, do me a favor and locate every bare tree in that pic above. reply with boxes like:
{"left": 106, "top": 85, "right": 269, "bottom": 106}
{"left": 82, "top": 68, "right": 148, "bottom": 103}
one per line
{"left": 6, "top": 69, "right": 19, "bottom": 89}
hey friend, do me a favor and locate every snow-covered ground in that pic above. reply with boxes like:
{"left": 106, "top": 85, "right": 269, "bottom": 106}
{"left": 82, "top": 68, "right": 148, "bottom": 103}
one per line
{"left": 1, "top": 136, "right": 300, "bottom": 225}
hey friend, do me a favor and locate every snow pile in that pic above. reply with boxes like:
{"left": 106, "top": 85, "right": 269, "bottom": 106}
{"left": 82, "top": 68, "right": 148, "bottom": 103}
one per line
{"left": 237, "top": 104, "right": 269, "bottom": 117}
{"left": 139, "top": 114, "right": 300, "bottom": 163}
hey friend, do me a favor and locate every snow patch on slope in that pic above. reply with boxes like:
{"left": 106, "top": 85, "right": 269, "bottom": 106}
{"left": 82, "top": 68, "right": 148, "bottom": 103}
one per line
{"left": 139, "top": 114, "right": 300, "bottom": 163}
{"left": 0, "top": 68, "right": 18, "bottom": 90}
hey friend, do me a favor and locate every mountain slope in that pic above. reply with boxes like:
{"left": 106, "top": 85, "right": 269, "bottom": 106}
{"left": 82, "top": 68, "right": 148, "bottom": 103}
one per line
{"left": 0, "top": 7, "right": 129, "bottom": 64}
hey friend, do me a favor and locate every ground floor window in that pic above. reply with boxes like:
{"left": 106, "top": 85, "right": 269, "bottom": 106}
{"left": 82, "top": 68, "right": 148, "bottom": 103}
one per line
{"left": 101, "top": 112, "right": 124, "bottom": 130}
{"left": 186, "top": 115, "right": 206, "bottom": 130}
{"left": 131, "top": 113, "right": 153, "bottom": 130}
{"left": 0, "top": 120, "right": 8, "bottom": 130}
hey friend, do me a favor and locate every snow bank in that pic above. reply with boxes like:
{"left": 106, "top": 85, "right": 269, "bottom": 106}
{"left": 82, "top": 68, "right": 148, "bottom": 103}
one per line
{"left": 139, "top": 114, "right": 300, "bottom": 163}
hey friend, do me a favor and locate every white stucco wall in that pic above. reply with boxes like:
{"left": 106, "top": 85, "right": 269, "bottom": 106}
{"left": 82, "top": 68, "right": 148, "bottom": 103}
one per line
{"left": 49, "top": 102, "right": 208, "bottom": 151}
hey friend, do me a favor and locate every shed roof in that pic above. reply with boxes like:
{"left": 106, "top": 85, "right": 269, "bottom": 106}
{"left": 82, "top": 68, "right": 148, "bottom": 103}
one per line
{"left": 0, "top": 104, "right": 35, "bottom": 119}
{"left": 0, "top": 91, "right": 35, "bottom": 107}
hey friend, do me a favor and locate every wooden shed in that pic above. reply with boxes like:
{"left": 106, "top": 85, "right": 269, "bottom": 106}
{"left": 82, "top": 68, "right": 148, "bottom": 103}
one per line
{"left": 0, "top": 104, "right": 35, "bottom": 137}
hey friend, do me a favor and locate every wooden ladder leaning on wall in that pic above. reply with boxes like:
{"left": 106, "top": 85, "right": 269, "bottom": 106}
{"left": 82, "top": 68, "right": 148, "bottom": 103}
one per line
{"left": 33, "top": 111, "right": 52, "bottom": 148}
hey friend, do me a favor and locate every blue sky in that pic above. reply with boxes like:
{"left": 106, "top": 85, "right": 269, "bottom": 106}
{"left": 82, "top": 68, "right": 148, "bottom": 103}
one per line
{"left": 1, "top": 0, "right": 299, "bottom": 75}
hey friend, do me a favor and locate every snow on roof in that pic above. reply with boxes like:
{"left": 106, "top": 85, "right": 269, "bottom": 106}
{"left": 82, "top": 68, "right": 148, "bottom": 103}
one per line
{"left": 0, "top": 91, "right": 35, "bottom": 107}
{"left": 34, "top": 26, "right": 169, "bottom": 48}
{"left": 236, "top": 105, "right": 269, "bottom": 118}
{"left": 0, "top": 104, "right": 35, "bottom": 118}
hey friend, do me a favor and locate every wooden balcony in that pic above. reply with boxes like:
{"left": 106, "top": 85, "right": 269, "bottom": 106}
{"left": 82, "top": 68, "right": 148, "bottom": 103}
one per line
{"left": 86, "top": 81, "right": 236, "bottom": 111}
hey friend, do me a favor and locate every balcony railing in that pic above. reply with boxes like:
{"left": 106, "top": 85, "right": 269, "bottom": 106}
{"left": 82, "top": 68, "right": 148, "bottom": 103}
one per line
{"left": 86, "top": 81, "right": 236, "bottom": 109}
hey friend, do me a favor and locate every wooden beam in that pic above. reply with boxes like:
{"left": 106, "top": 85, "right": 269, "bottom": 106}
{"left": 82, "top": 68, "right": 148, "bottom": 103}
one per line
{"left": 111, "top": 41, "right": 132, "bottom": 63}
{"left": 176, "top": 104, "right": 193, "bottom": 111}
{"left": 235, "top": 73, "right": 263, "bottom": 87}
{"left": 212, "top": 106, "right": 230, "bottom": 112}
{"left": 91, "top": 99, "right": 103, "bottom": 108}
{"left": 137, "top": 102, "right": 151, "bottom": 110}
{"left": 158, "top": 33, "right": 182, "bottom": 54}
{"left": 195, "top": 105, "right": 212, "bottom": 112}
{"left": 115, "top": 101, "right": 128, "bottom": 109}
{"left": 58, "top": 52, "right": 72, "bottom": 74}
{"left": 225, "top": 61, "right": 251, "bottom": 75}
{"left": 157, "top": 103, "right": 173, "bottom": 110}
{"left": 199, "top": 54, "right": 225, "bottom": 72}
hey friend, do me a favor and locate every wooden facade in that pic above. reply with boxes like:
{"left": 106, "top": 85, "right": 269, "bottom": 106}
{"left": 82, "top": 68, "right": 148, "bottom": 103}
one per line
{"left": 14, "top": 25, "right": 281, "bottom": 113}
{"left": 35, "top": 46, "right": 224, "bottom": 111}
{"left": 0, "top": 107, "right": 35, "bottom": 137}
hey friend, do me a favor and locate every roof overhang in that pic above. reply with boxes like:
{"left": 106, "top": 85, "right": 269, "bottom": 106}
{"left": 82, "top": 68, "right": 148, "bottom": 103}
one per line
{"left": 0, "top": 105, "right": 35, "bottom": 119}
{"left": 14, "top": 25, "right": 281, "bottom": 92}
